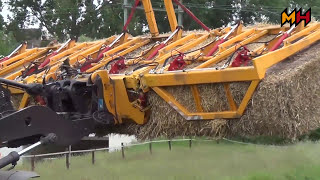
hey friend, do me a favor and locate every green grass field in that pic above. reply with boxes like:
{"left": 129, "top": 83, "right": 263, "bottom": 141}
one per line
{"left": 18, "top": 140, "right": 320, "bottom": 180}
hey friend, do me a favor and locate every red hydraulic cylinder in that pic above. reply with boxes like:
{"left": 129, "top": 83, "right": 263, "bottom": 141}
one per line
{"left": 269, "top": 25, "right": 295, "bottom": 52}
{"left": 269, "top": 33, "right": 289, "bottom": 51}
{"left": 80, "top": 46, "right": 112, "bottom": 72}
{"left": 172, "top": 0, "right": 210, "bottom": 31}
{"left": 39, "top": 39, "right": 72, "bottom": 69}
{"left": 123, "top": 0, "right": 141, "bottom": 31}
{"left": 146, "top": 27, "right": 181, "bottom": 60}
{"left": 80, "top": 32, "right": 125, "bottom": 72}
{"left": 206, "top": 23, "right": 240, "bottom": 56}
{"left": 38, "top": 51, "right": 58, "bottom": 69}
{"left": 0, "top": 57, "right": 9, "bottom": 63}
{"left": 109, "top": 59, "right": 126, "bottom": 74}
{"left": 206, "top": 38, "right": 225, "bottom": 56}
{"left": 0, "top": 43, "right": 26, "bottom": 63}
{"left": 146, "top": 43, "right": 166, "bottom": 60}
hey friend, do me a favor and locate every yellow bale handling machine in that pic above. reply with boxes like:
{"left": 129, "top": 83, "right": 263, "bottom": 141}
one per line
{"left": 0, "top": 0, "right": 319, "bottom": 148}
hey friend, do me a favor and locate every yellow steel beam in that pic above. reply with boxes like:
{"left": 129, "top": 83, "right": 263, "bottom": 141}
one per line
{"left": 86, "top": 38, "right": 150, "bottom": 73}
{"left": 36, "top": 37, "right": 115, "bottom": 80}
{"left": 152, "top": 86, "right": 192, "bottom": 117}
{"left": 130, "top": 27, "right": 224, "bottom": 76}
{"left": 236, "top": 80, "right": 260, "bottom": 115}
{"left": 153, "top": 86, "right": 238, "bottom": 120}
{"left": 18, "top": 43, "right": 27, "bottom": 54}
{"left": 142, "top": 0, "right": 159, "bottom": 37}
{"left": 254, "top": 29, "right": 320, "bottom": 78}
{"left": 68, "top": 37, "right": 116, "bottom": 65}
{"left": 48, "top": 42, "right": 88, "bottom": 66}
{"left": 72, "top": 37, "right": 117, "bottom": 65}
{"left": 5, "top": 71, "right": 23, "bottom": 80}
{"left": 284, "top": 23, "right": 319, "bottom": 46}
{"left": 164, "top": 0, "right": 178, "bottom": 32}
{"left": 195, "top": 30, "right": 268, "bottom": 69}
{"left": 6, "top": 86, "right": 25, "bottom": 94}
{"left": 142, "top": 67, "right": 260, "bottom": 87}
{"left": 187, "top": 111, "right": 238, "bottom": 119}
{"left": 217, "top": 29, "right": 255, "bottom": 53}
{"left": 36, "top": 42, "right": 103, "bottom": 78}
{"left": 0, "top": 48, "right": 39, "bottom": 68}
{"left": 190, "top": 85, "right": 203, "bottom": 112}
{"left": 187, "top": 29, "right": 233, "bottom": 104}
{"left": 223, "top": 83, "right": 237, "bottom": 111}
{"left": 132, "top": 33, "right": 210, "bottom": 76}
{"left": 158, "top": 33, "right": 197, "bottom": 56}
{"left": 0, "top": 49, "right": 49, "bottom": 77}
{"left": 3, "top": 41, "right": 75, "bottom": 80}
{"left": 19, "top": 93, "right": 30, "bottom": 109}
{"left": 68, "top": 42, "right": 105, "bottom": 64}
{"left": 91, "top": 70, "right": 146, "bottom": 125}
{"left": 104, "top": 37, "right": 143, "bottom": 58}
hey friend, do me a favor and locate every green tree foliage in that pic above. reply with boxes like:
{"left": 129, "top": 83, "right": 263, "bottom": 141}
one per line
{"left": 237, "top": 0, "right": 318, "bottom": 25}
{"left": 6, "top": 0, "right": 146, "bottom": 41}
{"left": 0, "top": 31, "right": 18, "bottom": 56}
{"left": 0, "top": 0, "right": 6, "bottom": 30}
{"left": 180, "top": 0, "right": 234, "bottom": 30}
{"left": 4, "top": 0, "right": 319, "bottom": 42}
{"left": 7, "top": 0, "right": 99, "bottom": 40}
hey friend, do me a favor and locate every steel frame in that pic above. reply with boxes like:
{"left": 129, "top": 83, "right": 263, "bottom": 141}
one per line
{"left": 1, "top": 0, "right": 320, "bottom": 125}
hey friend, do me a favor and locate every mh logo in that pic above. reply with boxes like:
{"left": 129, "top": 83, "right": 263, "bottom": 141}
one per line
{"left": 281, "top": 8, "right": 311, "bottom": 27}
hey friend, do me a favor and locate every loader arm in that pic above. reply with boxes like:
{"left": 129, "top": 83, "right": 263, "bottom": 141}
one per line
{"left": 0, "top": 79, "right": 96, "bottom": 148}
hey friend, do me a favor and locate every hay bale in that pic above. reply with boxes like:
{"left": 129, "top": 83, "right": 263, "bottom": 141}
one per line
{"left": 11, "top": 94, "right": 24, "bottom": 109}
{"left": 229, "top": 42, "right": 320, "bottom": 140}
{"left": 127, "top": 90, "right": 229, "bottom": 139}
{"left": 111, "top": 41, "right": 320, "bottom": 141}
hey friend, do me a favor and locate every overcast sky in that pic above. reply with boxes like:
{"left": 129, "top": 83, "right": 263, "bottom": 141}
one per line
{"left": 1, "top": 1, "right": 12, "bottom": 22}
{"left": 1, "top": 0, "right": 101, "bottom": 29}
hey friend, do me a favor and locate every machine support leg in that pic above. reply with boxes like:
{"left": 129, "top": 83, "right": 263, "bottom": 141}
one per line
{"left": 31, "top": 156, "right": 35, "bottom": 171}
{"left": 92, "top": 151, "right": 95, "bottom": 165}
{"left": 149, "top": 142, "right": 152, "bottom": 154}
{"left": 121, "top": 143, "right": 125, "bottom": 159}
{"left": 190, "top": 85, "right": 204, "bottom": 112}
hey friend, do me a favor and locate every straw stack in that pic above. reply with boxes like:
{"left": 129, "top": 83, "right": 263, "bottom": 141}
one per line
{"left": 115, "top": 42, "right": 320, "bottom": 140}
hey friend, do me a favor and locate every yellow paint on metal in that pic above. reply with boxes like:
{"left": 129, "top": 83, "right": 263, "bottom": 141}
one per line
{"left": 2, "top": 12, "right": 320, "bottom": 124}
{"left": 86, "top": 38, "right": 150, "bottom": 72}
{"left": 218, "top": 29, "right": 256, "bottom": 52}
{"left": 0, "top": 48, "right": 39, "bottom": 69}
{"left": 254, "top": 29, "right": 320, "bottom": 78}
{"left": 236, "top": 80, "right": 260, "bottom": 115}
{"left": 223, "top": 83, "right": 237, "bottom": 111}
{"left": 48, "top": 42, "right": 88, "bottom": 66}
{"left": 195, "top": 30, "right": 268, "bottom": 68}
{"left": 19, "top": 43, "right": 27, "bottom": 54}
{"left": 142, "top": 67, "right": 259, "bottom": 87}
{"left": 164, "top": 0, "right": 178, "bottom": 32}
{"left": 142, "top": 0, "right": 159, "bottom": 37}
{"left": 153, "top": 86, "right": 238, "bottom": 120}
{"left": 6, "top": 86, "right": 25, "bottom": 94}
{"left": 19, "top": 93, "right": 30, "bottom": 109}
{"left": 284, "top": 23, "right": 319, "bottom": 45}
{"left": 0, "top": 49, "right": 49, "bottom": 77}
{"left": 190, "top": 85, "right": 203, "bottom": 112}
{"left": 91, "top": 70, "right": 146, "bottom": 124}
{"left": 159, "top": 33, "right": 197, "bottom": 56}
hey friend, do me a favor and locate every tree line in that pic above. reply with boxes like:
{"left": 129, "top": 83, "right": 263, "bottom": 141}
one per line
{"left": 0, "top": 0, "right": 318, "bottom": 55}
